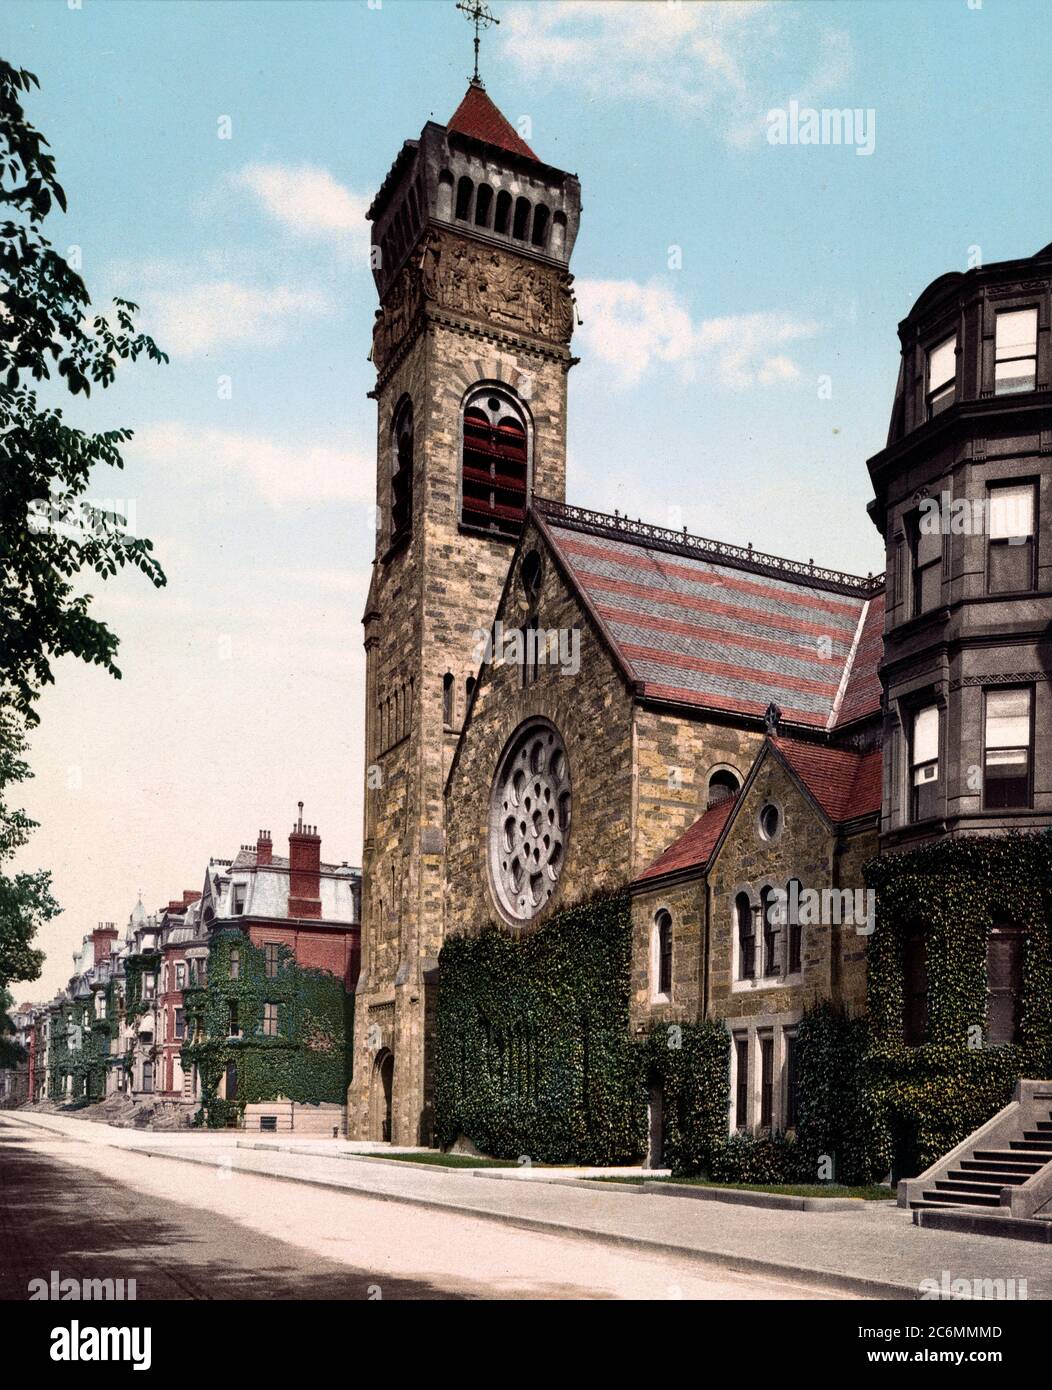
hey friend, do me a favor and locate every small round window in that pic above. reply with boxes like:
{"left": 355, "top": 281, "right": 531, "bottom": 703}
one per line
{"left": 759, "top": 803, "right": 781, "bottom": 841}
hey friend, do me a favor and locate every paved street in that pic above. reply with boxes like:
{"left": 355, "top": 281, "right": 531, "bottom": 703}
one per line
{"left": 0, "top": 1116, "right": 837, "bottom": 1301}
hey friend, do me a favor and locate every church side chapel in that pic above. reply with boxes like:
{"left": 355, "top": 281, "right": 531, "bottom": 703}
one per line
{"left": 352, "top": 35, "right": 1052, "bottom": 1189}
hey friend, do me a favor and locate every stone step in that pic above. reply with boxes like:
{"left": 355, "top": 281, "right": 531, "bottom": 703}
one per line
{"left": 948, "top": 1168, "right": 1028, "bottom": 1186}
{"left": 923, "top": 1188, "right": 1001, "bottom": 1208}
{"left": 960, "top": 1157, "right": 1042, "bottom": 1173}
{"left": 1008, "top": 1140, "right": 1052, "bottom": 1153}
{"left": 974, "top": 1149, "right": 1047, "bottom": 1166}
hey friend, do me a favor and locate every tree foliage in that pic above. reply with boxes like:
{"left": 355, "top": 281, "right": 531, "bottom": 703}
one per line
{"left": 0, "top": 60, "right": 167, "bottom": 989}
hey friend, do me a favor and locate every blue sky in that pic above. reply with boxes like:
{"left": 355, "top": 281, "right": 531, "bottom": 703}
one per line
{"left": 7, "top": 0, "right": 1051, "bottom": 998}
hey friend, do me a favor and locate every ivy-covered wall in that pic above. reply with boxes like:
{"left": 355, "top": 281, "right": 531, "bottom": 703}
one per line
{"left": 865, "top": 831, "right": 1052, "bottom": 1175}
{"left": 435, "top": 895, "right": 647, "bottom": 1164}
{"left": 48, "top": 994, "right": 112, "bottom": 1103}
{"left": 181, "top": 928, "right": 353, "bottom": 1128}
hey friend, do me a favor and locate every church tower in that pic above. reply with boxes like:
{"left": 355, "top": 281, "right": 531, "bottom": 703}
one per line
{"left": 348, "top": 77, "right": 582, "bottom": 1143}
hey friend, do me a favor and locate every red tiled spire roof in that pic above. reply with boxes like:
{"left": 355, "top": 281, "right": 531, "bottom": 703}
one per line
{"left": 448, "top": 81, "right": 538, "bottom": 161}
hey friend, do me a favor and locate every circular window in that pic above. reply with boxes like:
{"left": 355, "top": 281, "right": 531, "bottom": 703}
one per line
{"left": 488, "top": 719, "right": 571, "bottom": 923}
{"left": 758, "top": 803, "right": 781, "bottom": 841}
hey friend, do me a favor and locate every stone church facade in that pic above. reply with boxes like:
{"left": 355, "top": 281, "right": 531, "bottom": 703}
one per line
{"left": 349, "top": 79, "right": 1052, "bottom": 1153}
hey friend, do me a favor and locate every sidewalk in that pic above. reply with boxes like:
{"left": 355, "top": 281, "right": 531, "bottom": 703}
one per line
{"left": 6, "top": 1111, "right": 1048, "bottom": 1300}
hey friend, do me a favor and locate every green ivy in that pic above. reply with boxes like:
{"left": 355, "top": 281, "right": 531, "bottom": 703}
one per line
{"left": 181, "top": 928, "right": 353, "bottom": 1128}
{"left": 864, "top": 831, "right": 1052, "bottom": 1175}
{"left": 644, "top": 1019, "right": 729, "bottom": 1176}
{"left": 434, "top": 895, "right": 647, "bottom": 1164}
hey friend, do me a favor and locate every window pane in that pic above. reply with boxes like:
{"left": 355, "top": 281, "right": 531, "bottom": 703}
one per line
{"left": 915, "top": 523, "right": 942, "bottom": 567}
{"left": 985, "top": 688, "right": 1031, "bottom": 749}
{"left": 988, "top": 485, "right": 1034, "bottom": 540}
{"left": 988, "top": 538, "right": 1033, "bottom": 594}
{"left": 918, "top": 562, "right": 942, "bottom": 612}
{"left": 913, "top": 706, "right": 939, "bottom": 765}
{"left": 995, "top": 358, "right": 1036, "bottom": 394}
{"left": 995, "top": 308, "right": 1037, "bottom": 357}
{"left": 928, "top": 335, "right": 956, "bottom": 391}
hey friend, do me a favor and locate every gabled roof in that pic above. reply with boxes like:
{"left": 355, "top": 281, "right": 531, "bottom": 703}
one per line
{"left": 448, "top": 81, "right": 538, "bottom": 162}
{"left": 635, "top": 795, "right": 738, "bottom": 884}
{"left": 634, "top": 737, "right": 881, "bottom": 888}
{"left": 770, "top": 736, "right": 882, "bottom": 824}
{"left": 535, "top": 501, "right": 884, "bottom": 731}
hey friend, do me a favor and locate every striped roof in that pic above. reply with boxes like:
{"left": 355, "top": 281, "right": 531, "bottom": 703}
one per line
{"left": 538, "top": 506, "right": 884, "bottom": 731}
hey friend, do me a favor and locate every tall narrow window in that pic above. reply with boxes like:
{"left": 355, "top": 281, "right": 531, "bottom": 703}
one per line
{"left": 654, "top": 910, "right": 673, "bottom": 997}
{"left": 986, "top": 924, "right": 1024, "bottom": 1045}
{"left": 263, "top": 1002, "right": 279, "bottom": 1038}
{"left": 786, "top": 879, "right": 803, "bottom": 974}
{"left": 494, "top": 189, "right": 512, "bottom": 235}
{"left": 512, "top": 196, "right": 531, "bottom": 240}
{"left": 474, "top": 183, "right": 493, "bottom": 228}
{"left": 174, "top": 1008, "right": 185, "bottom": 1040}
{"left": 785, "top": 1034, "right": 799, "bottom": 1128}
{"left": 902, "top": 927, "right": 928, "bottom": 1046}
{"left": 531, "top": 203, "right": 550, "bottom": 248}
{"left": 926, "top": 333, "right": 956, "bottom": 417}
{"left": 461, "top": 388, "right": 529, "bottom": 536}
{"left": 910, "top": 705, "right": 940, "bottom": 822}
{"left": 995, "top": 308, "right": 1038, "bottom": 395}
{"left": 442, "top": 672, "right": 455, "bottom": 728}
{"left": 465, "top": 675, "right": 476, "bottom": 708}
{"left": 141, "top": 1061, "right": 154, "bottom": 1094}
{"left": 734, "top": 1037, "right": 749, "bottom": 1130}
{"left": 761, "top": 886, "right": 779, "bottom": 977}
{"left": 760, "top": 1036, "right": 774, "bottom": 1128}
{"left": 228, "top": 1001, "right": 240, "bottom": 1039}
{"left": 909, "top": 510, "right": 942, "bottom": 615}
{"left": 454, "top": 176, "right": 473, "bottom": 221}
{"left": 987, "top": 483, "right": 1035, "bottom": 594}
{"left": 232, "top": 884, "right": 246, "bottom": 916}
{"left": 736, "top": 892, "right": 755, "bottom": 980}
{"left": 264, "top": 943, "right": 279, "bottom": 979}
{"left": 983, "top": 687, "right": 1033, "bottom": 809}
{"left": 390, "top": 396, "right": 414, "bottom": 543}
{"left": 229, "top": 947, "right": 240, "bottom": 981}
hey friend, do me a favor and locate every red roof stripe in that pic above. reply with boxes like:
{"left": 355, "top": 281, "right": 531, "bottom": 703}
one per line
{"left": 638, "top": 683, "right": 829, "bottom": 727}
{"left": 619, "top": 642, "right": 843, "bottom": 700}
{"left": 557, "top": 534, "right": 863, "bottom": 619}
{"left": 594, "top": 600, "right": 851, "bottom": 663}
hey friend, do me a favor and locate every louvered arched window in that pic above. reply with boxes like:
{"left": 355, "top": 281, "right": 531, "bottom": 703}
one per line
{"left": 460, "top": 387, "right": 530, "bottom": 537}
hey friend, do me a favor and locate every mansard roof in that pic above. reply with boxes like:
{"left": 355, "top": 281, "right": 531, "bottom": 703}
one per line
{"left": 447, "top": 80, "right": 538, "bottom": 161}
{"left": 534, "top": 499, "right": 884, "bottom": 732}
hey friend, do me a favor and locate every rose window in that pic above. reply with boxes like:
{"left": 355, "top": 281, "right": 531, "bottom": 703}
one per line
{"left": 488, "top": 720, "right": 571, "bottom": 923}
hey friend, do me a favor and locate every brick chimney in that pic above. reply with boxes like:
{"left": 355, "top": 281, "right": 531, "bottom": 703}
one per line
{"left": 182, "top": 889, "right": 201, "bottom": 906}
{"left": 288, "top": 802, "right": 321, "bottom": 919}
{"left": 92, "top": 922, "right": 118, "bottom": 962}
{"left": 256, "top": 829, "right": 273, "bottom": 867}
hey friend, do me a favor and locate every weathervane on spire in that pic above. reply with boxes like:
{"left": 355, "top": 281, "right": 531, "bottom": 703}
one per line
{"left": 457, "top": 0, "right": 499, "bottom": 85}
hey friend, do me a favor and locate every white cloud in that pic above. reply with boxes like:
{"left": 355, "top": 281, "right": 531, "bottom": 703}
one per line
{"left": 231, "top": 163, "right": 371, "bottom": 260}
{"left": 133, "top": 421, "right": 374, "bottom": 510}
{"left": 144, "top": 279, "right": 331, "bottom": 356}
{"left": 500, "top": 0, "right": 852, "bottom": 148}
{"left": 575, "top": 278, "right": 819, "bottom": 389}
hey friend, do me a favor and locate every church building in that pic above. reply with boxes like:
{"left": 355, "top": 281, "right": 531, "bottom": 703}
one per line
{"left": 349, "top": 75, "right": 1052, "bottom": 1173}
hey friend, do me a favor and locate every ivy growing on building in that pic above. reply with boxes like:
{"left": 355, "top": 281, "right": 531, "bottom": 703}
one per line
{"left": 434, "top": 895, "right": 647, "bottom": 1164}
{"left": 181, "top": 928, "right": 353, "bottom": 1128}
{"left": 865, "top": 831, "right": 1052, "bottom": 1174}
{"left": 644, "top": 1019, "right": 729, "bottom": 1176}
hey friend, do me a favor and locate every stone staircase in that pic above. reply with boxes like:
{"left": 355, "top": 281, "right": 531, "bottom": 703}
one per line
{"left": 898, "top": 1080, "right": 1052, "bottom": 1219}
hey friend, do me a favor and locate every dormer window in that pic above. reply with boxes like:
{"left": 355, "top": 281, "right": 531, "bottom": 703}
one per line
{"left": 926, "top": 334, "right": 956, "bottom": 417}
{"left": 232, "top": 884, "right": 246, "bottom": 916}
{"left": 995, "top": 308, "right": 1037, "bottom": 395}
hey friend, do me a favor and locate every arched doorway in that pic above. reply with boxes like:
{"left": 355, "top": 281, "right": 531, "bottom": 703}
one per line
{"left": 371, "top": 1049, "right": 394, "bottom": 1142}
